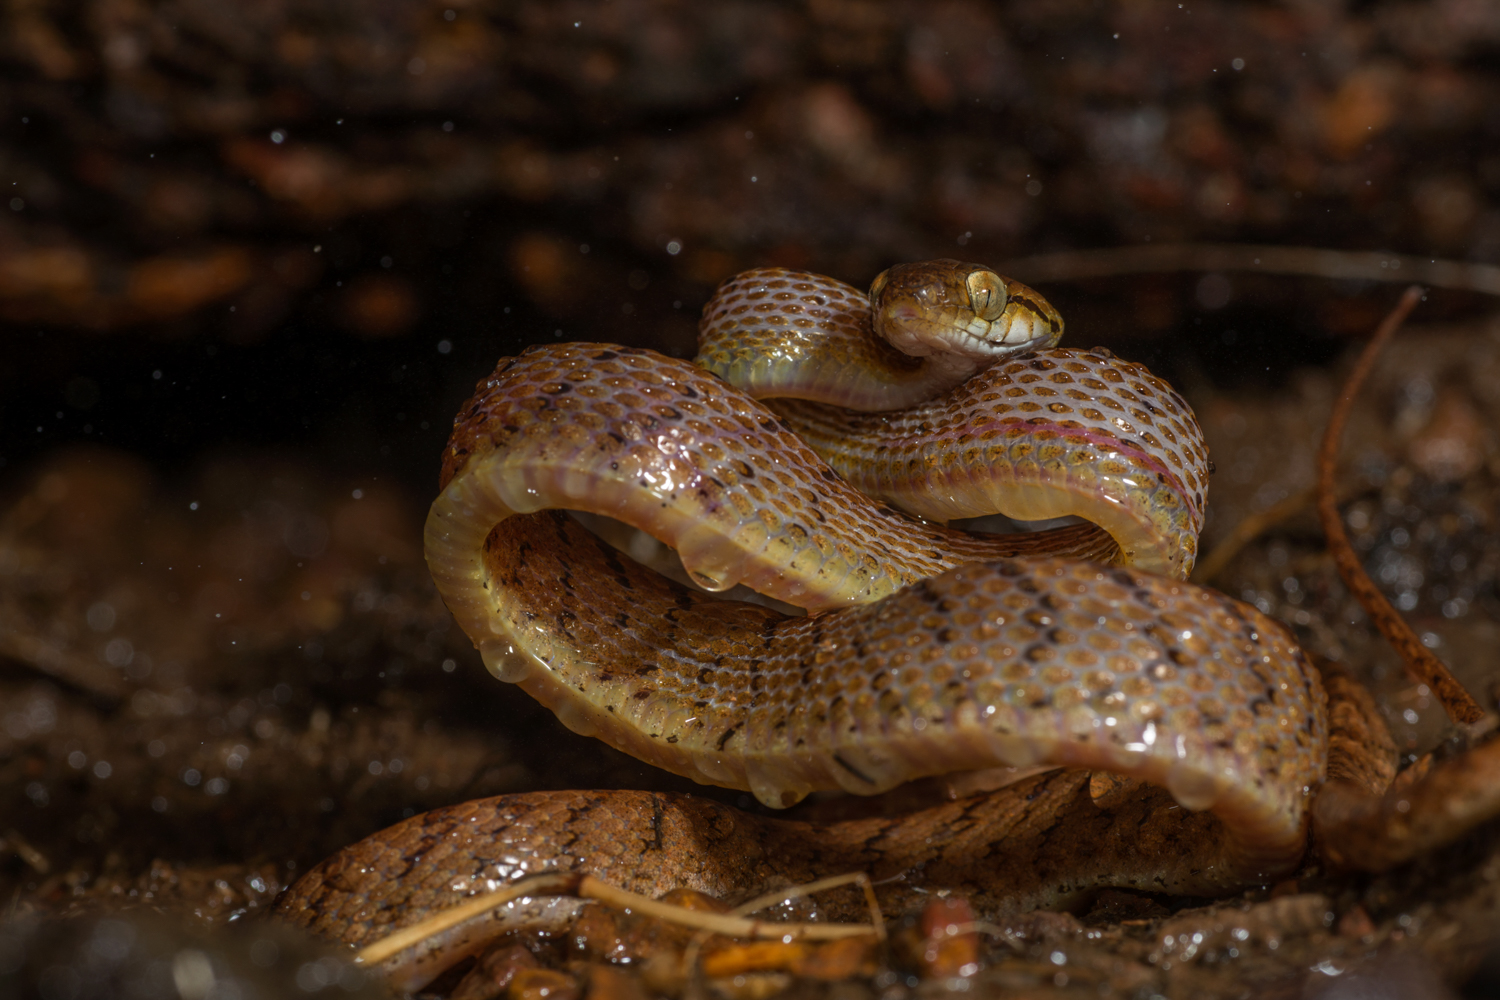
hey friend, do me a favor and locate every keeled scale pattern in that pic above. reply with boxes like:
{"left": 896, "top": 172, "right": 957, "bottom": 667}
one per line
{"left": 468, "top": 510, "right": 1325, "bottom": 881}
{"left": 437, "top": 344, "right": 1122, "bottom": 613}
{"left": 696, "top": 268, "right": 966, "bottom": 411}
{"left": 429, "top": 341, "right": 1327, "bottom": 881}
{"left": 775, "top": 347, "right": 1210, "bottom": 579}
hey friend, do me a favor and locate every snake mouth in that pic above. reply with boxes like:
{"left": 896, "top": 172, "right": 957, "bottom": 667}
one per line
{"left": 881, "top": 305, "right": 1042, "bottom": 361}
{"left": 880, "top": 302, "right": 1061, "bottom": 362}
{"left": 968, "top": 311, "right": 1048, "bottom": 352}
{"left": 938, "top": 310, "right": 1057, "bottom": 360}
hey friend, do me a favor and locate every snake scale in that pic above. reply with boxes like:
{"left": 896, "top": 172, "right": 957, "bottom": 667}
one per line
{"left": 277, "top": 262, "right": 1328, "bottom": 986}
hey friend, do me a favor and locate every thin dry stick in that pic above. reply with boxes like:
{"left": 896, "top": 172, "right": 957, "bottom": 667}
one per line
{"left": 1192, "top": 486, "right": 1317, "bottom": 585}
{"left": 679, "top": 873, "right": 889, "bottom": 993}
{"left": 1192, "top": 481, "right": 1378, "bottom": 584}
{"left": 729, "top": 872, "right": 887, "bottom": 943}
{"left": 1316, "top": 285, "right": 1485, "bottom": 725}
{"left": 581, "top": 876, "right": 876, "bottom": 940}
{"left": 999, "top": 243, "right": 1500, "bottom": 295}
{"left": 357, "top": 873, "right": 580, "bottom": 966}
{"left": 356, "top": 873, "right": 880, "bottom": 968}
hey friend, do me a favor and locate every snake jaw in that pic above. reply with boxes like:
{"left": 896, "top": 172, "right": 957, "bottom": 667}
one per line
{"left": 871, "top": 260, "right": 1064, "bottom": 364}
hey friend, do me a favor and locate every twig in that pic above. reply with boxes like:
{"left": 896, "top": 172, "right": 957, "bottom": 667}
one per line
{"left": 355, "top": 872, "right": 880, "bottom": 968}
{"left": 1192, "top": 486, "right": 1317, "bottom": 585}
{"left": 675, "top": 872, "right": 886, "bottom": 990}
{"left": 356, "top": 873, "right": 581, "bottom": 967}
{"left": 729, "top": 872, "right": 887, "bottom": 943}
{"left": 1, "top": 829, "right": 50, "bottom": 874}
{"left": 999, "top": 243, "right": 1500, "bottom": 296}
{"left": 582, "top": 875, "right": 876, "bottom": 940}
{"left": 1315, "top": 285, "right": 1485, "bottom": 725}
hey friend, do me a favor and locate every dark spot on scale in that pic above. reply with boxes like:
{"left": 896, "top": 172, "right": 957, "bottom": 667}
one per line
{"left": 760, "top": 617, "right": 778, "bottom": 646}
{"left": 1207, "top": 460, "right": 1217, "bottom": 474}
{"left": 592, "top": 350, "right": 619, "bottom": 360}
{"left": 832, "top": 753, "right": 875, "bottom": 784}
{"left": 716, "top": 727, "right": 738, "bottom": 750}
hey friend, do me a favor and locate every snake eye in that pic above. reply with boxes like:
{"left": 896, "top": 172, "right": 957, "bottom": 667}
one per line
{"left": 966, "top": 270, "right": 1008, "bottom": 322}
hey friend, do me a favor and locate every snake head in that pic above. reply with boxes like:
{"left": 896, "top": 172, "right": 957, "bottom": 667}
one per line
{"left": 869, "top": 259, "right": 1064, "bottom": 364}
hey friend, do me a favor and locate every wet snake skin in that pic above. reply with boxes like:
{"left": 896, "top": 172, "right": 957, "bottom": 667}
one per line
{"left": 278, "top": 264, "right": 1329, "bottom": 984}
{"left": 695, "top": 263, "right": 1064, "bottom": 411}
{"left": 421, "top": 269, "right": 1325, "bottom": 870}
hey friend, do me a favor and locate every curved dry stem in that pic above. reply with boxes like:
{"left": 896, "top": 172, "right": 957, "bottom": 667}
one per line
{"left": 355, "top": 872, "right": 881, "bottom": 975}
{"left": 729, "top": 872, "right": 887, "bottom": 943}
{"left": 355, "top": 873, "right": 582, "bottom": 967}
{"left": 1192, "top": 486, "right": 1317, "bottom": 585}
{"left": 1314, "top": 285, "right": 1484, "bottom": 724}
{"left": 582, "top": 875, "right": 877, "bottom": 940}
{"left": 1000, "top": 244, "right": 1500, "bottom": 296}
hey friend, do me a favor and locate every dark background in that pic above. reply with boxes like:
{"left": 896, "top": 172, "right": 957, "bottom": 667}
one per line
{"left": 4, "top": 0, "right": 1498, "bottom": 490}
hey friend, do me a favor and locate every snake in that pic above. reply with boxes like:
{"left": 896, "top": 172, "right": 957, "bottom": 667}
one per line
{"left": 277, "top": 261, "right": 1328, "bottom": 986}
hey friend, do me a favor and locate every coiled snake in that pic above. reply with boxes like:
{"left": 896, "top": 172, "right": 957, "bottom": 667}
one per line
{"left": 278, "top": 261, "right": 1328, "bottom": 984}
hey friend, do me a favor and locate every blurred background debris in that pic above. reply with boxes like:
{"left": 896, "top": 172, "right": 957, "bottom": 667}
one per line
{"left": 5, "top": 0, "right": 1500, "bottom": 479}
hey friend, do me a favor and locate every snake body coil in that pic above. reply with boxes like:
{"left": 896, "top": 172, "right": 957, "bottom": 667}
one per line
{"left": 277, "top": 264, "right": 1332, "bottom": 987}
{"left": 422, "top": 264, "right": 1327, "bottom": 884}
